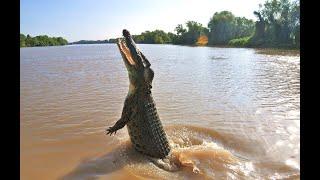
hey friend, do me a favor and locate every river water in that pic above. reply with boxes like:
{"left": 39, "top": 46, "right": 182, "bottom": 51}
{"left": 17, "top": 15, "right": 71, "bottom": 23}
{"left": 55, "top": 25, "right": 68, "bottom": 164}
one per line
{"left": 20, "top": 44, "right": 300, "bottom": 179}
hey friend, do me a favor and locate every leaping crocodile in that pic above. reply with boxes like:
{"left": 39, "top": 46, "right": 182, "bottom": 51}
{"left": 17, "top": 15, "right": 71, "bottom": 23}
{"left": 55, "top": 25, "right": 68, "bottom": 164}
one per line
{"left": 106, "top": 29, "right": 171, "bottom": 159}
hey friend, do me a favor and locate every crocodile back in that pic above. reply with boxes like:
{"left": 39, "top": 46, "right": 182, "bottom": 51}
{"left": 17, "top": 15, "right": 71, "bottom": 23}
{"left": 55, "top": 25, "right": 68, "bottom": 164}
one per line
{"left": 126, "top": 95, "right": 170, "bottom": 158}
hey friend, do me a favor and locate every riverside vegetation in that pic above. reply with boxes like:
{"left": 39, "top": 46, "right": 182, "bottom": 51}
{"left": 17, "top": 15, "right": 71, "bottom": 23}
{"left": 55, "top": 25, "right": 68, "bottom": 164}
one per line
{"left": 20, "top": 34, "right": 68, "bottom": 47}
{"left": 20, "top": 0, "right": 299, "bottom": 49}
{"left": 131, "top": 0, "right": 300, "bottom": 48}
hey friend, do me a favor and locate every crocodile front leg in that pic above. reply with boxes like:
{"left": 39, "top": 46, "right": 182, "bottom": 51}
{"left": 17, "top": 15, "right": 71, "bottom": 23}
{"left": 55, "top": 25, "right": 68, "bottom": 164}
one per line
{"left": 106, "top": 117, "right": 128, "bottom": 135}
{"left": 106, "top": 96, "right": 136, "bottom": 135}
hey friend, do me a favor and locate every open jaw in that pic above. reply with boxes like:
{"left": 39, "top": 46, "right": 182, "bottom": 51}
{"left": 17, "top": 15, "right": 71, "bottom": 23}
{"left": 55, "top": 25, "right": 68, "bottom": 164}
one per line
{"left": 117, "top": 38, "right": 136, "bottom": 66}
{"left": 117, "top": 29, "right": 149, "bottom": 69}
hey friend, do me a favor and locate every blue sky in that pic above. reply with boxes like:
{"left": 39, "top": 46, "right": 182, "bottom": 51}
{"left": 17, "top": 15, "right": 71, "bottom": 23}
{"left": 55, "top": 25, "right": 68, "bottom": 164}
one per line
{"left": 21, "top": 0, "right": 266, "bottom": 42}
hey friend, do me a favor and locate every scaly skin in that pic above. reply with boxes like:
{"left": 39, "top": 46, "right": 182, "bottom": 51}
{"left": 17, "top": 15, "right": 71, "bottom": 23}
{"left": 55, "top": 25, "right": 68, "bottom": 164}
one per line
{"left": 106, "top": 29, "right": 170, "bottom": 158}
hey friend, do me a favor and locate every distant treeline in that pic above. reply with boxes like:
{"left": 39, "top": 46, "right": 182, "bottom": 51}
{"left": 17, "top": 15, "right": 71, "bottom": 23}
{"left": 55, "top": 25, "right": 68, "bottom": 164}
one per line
{"left": 69, "top": 39, "right": 110, "bottom": 44}
{"left": 68, "top": 38, "right": 119, "bottom": 45}
{"left": 131, "top": 16, "right": 254, "bottom": 46}
{"left": 131, "top": 0, "right": 300, "bottom": 48}
{"left": 21, "top": 0, "right": 299, "bottom": 49}
{"left": 20, "top": 34, "right": 68, "bottom": 47}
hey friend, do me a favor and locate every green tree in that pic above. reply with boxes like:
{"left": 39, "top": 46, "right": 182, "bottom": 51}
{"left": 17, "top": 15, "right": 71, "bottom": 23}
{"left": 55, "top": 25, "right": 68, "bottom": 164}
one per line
{"left": 289, "top": 0, "right": 300, "bottom": 47}
{"left": 56, "top": 37, "right": 68, "bottom": 45}
{"left": 233, "top": 17, "right": 255, "bottom": 38}
{"left": 252, "top": 11, "right": 266, "bottom": 41}
{"left": 175, "top": 24, "right": 187, "bottom": 35}
{"left": 208, "top": 11, "right": 236, "bottom": 44}
{"left": 132, "top": 30, "right": 172, "bottom": 44}
{"left": 208, "top": 11, "right": 255, "bottom": 45}
{"left": 172, "top": 21, "right": 208, "bottom": 45}
{"left": 25, "top": 35, "right": 34, "bottom": 46}
{"left": 184, "top": 21, "right": 208, "bottom": 44}
{"left": 20, "top": 34, "right": 26, "bottom": 47}
{"left": 154, "top": 34, "right": 164, "bottom": 44}
{"left": 252, "top": 0, "right": 300, "bottom": 47}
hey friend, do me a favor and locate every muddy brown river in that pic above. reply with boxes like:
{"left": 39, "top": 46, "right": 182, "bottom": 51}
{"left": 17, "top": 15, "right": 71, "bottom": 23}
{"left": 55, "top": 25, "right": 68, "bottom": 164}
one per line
{"left": 20, "top": 44, "right": 300, "bottom": 179}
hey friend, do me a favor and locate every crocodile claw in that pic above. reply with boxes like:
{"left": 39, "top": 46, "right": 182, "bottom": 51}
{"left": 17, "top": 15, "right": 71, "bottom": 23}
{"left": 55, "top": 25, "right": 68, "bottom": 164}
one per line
{"left": 106, "top": 126, "right": 117, "bottom": 136}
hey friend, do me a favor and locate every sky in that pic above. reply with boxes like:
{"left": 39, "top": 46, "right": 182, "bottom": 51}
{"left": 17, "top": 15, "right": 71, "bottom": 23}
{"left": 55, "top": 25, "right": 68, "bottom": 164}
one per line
{"left": 20, "top": 0, "right": 266, "bottom": 42}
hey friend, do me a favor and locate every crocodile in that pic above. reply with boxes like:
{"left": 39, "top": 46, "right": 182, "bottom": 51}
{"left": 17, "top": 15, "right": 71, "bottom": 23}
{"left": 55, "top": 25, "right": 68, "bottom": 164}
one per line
{"left": 106, "top": 29, "right": 171, "bottom": 159}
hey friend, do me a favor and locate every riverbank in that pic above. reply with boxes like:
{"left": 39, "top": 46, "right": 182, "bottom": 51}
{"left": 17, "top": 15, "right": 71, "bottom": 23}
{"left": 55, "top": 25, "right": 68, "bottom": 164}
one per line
{"left": 136, "top": 43, "right": 300, "bottom": 56}
{"left": 206, "top": 44, "right": 299, "bottom": 50}
{"left": 191, "top": 44, "right": 300, "bottom": 56}
{"left": 142, "top": 43, "right": 300, "bottom": 53}
{"left": 228, "top": 42, "right": 300, "bottom": 50}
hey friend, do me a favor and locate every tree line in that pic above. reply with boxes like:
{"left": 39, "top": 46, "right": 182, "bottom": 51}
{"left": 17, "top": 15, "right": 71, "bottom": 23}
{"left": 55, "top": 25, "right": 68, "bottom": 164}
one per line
{"left": 131, "top": 14, "right": 254, "bottom": 46}
{"left": 69, "top": 40, "right": 109, "bottom": 44}
{"left": 20, "top": 0, "right": 299, "bottom": 49}
{"left": 247, "top": 0, "right": 300, "bottom": 48}
{"left": 131, "top": 0, "right": 299, "bottom": 48}
{"left": 20, "top": 34, "right": 68, "bottom": 47}
{"left": 66, "top": 38, "right": 120, "bottom": 44}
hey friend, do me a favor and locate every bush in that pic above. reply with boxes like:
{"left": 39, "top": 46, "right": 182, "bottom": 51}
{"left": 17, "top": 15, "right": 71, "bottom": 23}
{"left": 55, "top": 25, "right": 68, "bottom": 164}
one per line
{"left": 228, "top": 36, "right": 251, "bottom": 47}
